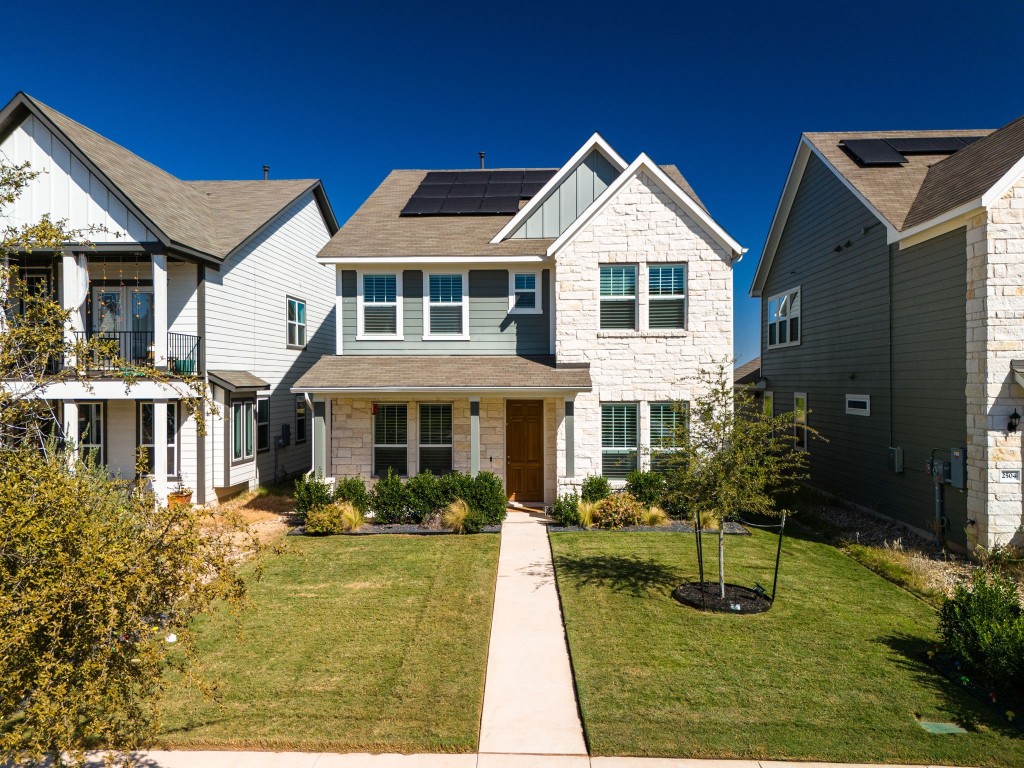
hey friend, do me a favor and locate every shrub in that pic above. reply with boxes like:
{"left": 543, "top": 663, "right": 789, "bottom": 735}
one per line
{"left": 442, "top": 498, "right": 485, "bottom": 534}
{"left": 592, "top": 492, "right": 646, "bottom": 529}
{"left": 406, "top": 470, "right": 446, "bottom": 523}
{"left": 641, "top": 505, "right": 670, "bottom": 526}
{"left": 306, "top": 500, "right": 363, "bottom": 534}
{"left": 469, "top": 471, "right": 508, "bottom": 525}
{"left": 294, "top": 472, "right": 333, "bottom": 520}
{"left": 334, "top": 475, "right": 369, "bottom": 512}
{"left": 369, "top": 468, "right": 413, "bottom": 524}
{"left": 939, "top": 570, "right": 1024, "bottom": 699}
{"left": 549, "top": 492, "right": 580, "bottom": 527}
{"left": 578, "top": 500, "right": 598, "bottom": 529}
{"left": 581, "top": 475, "right": 611, "bottom": 503}
{"left": 439, "top": 471, "right": 474, "bottom": 508}
{"left": 625, "top": 469, "right": 666, "bottom": 506}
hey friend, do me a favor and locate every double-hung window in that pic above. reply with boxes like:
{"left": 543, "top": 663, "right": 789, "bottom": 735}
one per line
{"left": 232, "top": 400, "right": 254, "bottom": 462}
{"left": 360, "top": 273, "right": 401, "bottom": 338}
{"left": 77, "top": 402, "right": 104, "bottom": 465}
{"left": 601, "top": 403, "right": 638, "bottom": 478}
{"left": 419, "top": 403, "right": 453, "bottom": 475}
{"left": 425, "top": 273, "right": 467, "bottom": 338}
{"left": 256, "top": 397, "right": 270, "bottom": 453}
{"left": 509, "top": 271, "right": 541, "bottom": 314}
{"left": 794, "top": 392, "right": 808, "bottom": 452}
{"left": 767, "top": 288, "right": 801, "bottom": 347}
{"left": 650, "top": 402, "right": 687, "bottom": 473}
{"left": 373, "top": 403, "right": 408, "bottom": 476}
{"left": 648, "top": 265, "right": 686, "bottom": 329}
{"left": 295, "top": 396, "right": 307, "bottom": 443}
{"left": 287, "top": 297, "right": 306, "bottom": 347}
{"left": 599, "top": 265, "right": 637, "bottom": 330}
{"left": 139, "top": 402, "right": 178, "bottom": 476}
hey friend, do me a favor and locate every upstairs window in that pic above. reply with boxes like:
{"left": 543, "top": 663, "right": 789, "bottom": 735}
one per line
{"left": 360, "top": 273, "right": 401, "bottom": 338}
{"left": 419, "top": 403, "right": 453, "bottom": 475}
{"left": 650, "top": 402, "right": 687, "bottom": 473}
{"left": 287, "top": 297, "right": 306, "bottom": 347}
{"left": 509, "top": 271, "right": 541, "bottom": 314}
{"left": 600, "top": 265, "right": 637, "bottom": 330}
{"left": 373, "top": 403, "right": 408, "bottom": 476}
{"left": 648, "top": 265, "right": 686, "bottom": 329}
{"left": 601, "top": 403, "right": 638, "bottom": 479}
{"left": 425, "top": 273, "right": 467, "bottom": 338}
{"left": 767, "top": 288, "right": 801, "bottom": 348}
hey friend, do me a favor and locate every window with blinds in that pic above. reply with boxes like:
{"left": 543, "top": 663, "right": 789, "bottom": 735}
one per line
{"left": 363, "top": 274, "right": 399, "bottom": 336}
{"left": 650, "top": 401, "right": 687, "bottom": 473}
{"left": 601, "top": 403, "right": 638, "bottom": 478}
{"left": 509, "top": 271, "right": 541, "bottom": 314}
{"left": 427, "top": 273, "right": 465, "bottom": 336}
{"left": 600, "top": 265, "right": 637, "bottom": 330}
{"left": 648, "top": 265, "right": 686, "bottom": 329}
{"left": 374, "top": 403, "right": 408, "bottom": 476}
{"left": 418, "top": 403, "right": 453, "bottom": 475}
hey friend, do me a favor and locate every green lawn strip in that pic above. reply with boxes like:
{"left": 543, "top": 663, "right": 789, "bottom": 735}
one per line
{"left": 159, "top": 534, "right": 499, "bottom": 753}
{"left": 551, "top": 530, "right": 1024, "bottom": 766}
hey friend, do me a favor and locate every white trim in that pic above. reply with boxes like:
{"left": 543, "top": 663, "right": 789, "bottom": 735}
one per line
{"left": 599, "top": 263, "right": 638, "bottom": 331}
{"left": 417, "top": 401, "right": 454, "bottom": 475}
{"left": 647, "top": 262, "right": 688, "bottom": 330}
{"left": 319, "top": 255, "right": 548, "bottom": 265}
{"left": 491, "top": 132, "right": 628, "bottom": 243}
{"left": 548, "top": 153, "right": 744, "bottom": 260}
{"left": 422, "top": 270, "right": 470, "bottom": 341}
{"left": 508, "top": 269, "right": 543, "bottom": 315}
{"left": 8, "top": 380, "right": 200, "bottom": 399}
{"left": 356, "top": 269, "right": 404, "bottom": 341}
{"left": 548, "top": 268, "right": 555, "bottom": 355}
{"left": 334, "top": 266, "right": 344, "bottom": 355}
{"left": 766, "top": 286, "right": 801, "bottom": 349}
{"left": 845, "top": 394, "right": 871, "bottom": 416}
{"left": 372, "top": 401, "right": 409, "bottom": 477}
{"left": 292, "top": 385, "right": 591, "bottom": 396}
{"left": 896, "top": 202, "right": 984, "bottom": 248}
{"left": 982, "top": 153, "right": 1024, "bottom": 208}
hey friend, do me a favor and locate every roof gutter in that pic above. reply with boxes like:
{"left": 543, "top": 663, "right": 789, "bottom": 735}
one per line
{"left": 291, "top": 385, "right": 592, "bottom": 396}
{"left": 316, "top": 255, "right": 550, "bottom": 265}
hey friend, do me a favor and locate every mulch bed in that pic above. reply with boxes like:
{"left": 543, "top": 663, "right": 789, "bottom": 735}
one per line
{"left": 672, "top": 581, "right": 773, "bottom": 613}
{"left": 290, "top": 524, "right": 501, "bottom": 536}
{"left": 547, "top": 521, "right": 749, "bottom": 534}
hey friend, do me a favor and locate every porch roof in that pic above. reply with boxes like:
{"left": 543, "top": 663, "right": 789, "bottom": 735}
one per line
{"left": 208, "top": 369, "right": 270, "bottom": 393}
{"left": 293, "top": 355, "right": 591, "bottom": 394}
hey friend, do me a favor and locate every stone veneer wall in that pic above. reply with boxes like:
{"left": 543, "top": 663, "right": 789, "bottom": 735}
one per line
{"left": 554, "top": 171, "right": 734, "bottom": 494}
{"left": 965, "top": 175, "right": 1024, "bottom": 549}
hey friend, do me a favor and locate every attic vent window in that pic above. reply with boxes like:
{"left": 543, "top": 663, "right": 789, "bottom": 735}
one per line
{"left": 840, "top": 136, "right": 986, "bottom": 167}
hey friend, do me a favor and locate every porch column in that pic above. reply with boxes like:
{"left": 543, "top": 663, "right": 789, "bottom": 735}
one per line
{"left": 470, "top": 398, "right": 480, "bottom": 476}
{"left": 153, "top": 399, "right": 168, "bottom": 505}
{"left": 312, "top": 398, "right": 327, "bottom": 476}
{"left": 61, "top": 251, "right": 87, "bottom": 366}
{"left": 564, "top": 399, "right": 575, "bottom": 478}
{"left": 152, "top": 253, "right": 168, "bottom": 369}
{"left": 63, "top": 400, "right": 79, "bottom": 470}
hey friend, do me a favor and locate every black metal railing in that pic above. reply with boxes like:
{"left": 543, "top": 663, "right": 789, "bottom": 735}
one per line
{"left": 168, "top": 332, "right": 202, "bottom": 376}
{"left": 69, "top": 331, "right": 201, "bottom": 375}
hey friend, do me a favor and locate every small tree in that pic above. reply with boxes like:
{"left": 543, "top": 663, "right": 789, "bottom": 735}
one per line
{"left": 663, "top": 363, "right": 817, "bottom": 598}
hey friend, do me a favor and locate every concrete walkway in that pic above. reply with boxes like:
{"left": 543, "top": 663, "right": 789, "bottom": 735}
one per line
{"left": 477, "top": 508, "right": 588, "bottom": 757}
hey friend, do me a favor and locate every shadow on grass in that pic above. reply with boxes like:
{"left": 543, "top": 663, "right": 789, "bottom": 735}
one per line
{"left": 878, "top": 633, "right": 1023, "bottom": 739}
{"left": 553, "top": 553, "right": 686, "bottom": 596}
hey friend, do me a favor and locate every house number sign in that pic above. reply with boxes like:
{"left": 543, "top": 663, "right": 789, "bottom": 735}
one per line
{"left": 999, "top": 469, "right": 1021, "bottom": 483}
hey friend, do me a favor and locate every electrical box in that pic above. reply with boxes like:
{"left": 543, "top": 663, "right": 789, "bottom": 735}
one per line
{"left": 888, "top": 446, "right": 904, "bottom": 473}
{"left": 950, "top": 447, "right": 967, "bottom": 489}
{"left": 928, "top": 457, "right": 951, "bottom": 482}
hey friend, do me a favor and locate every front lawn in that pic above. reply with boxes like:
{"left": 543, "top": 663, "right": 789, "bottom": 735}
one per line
{"left": 550, "top": 529, "right": 1024, "bottom": 766}
{"left": 160, "top": 533, "right": 500, "bottom": 753}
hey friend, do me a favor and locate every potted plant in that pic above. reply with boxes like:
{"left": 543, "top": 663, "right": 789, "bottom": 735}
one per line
{"left": 168, "top": 479, "right": 194, "bottom": 509}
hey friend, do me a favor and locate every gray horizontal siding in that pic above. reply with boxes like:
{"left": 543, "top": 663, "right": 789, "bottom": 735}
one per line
{"left": 761, "top": 154, "right": 968, "bottom": 545}
{"left": 342, "top": 268, "right": 549, "bottom": 355}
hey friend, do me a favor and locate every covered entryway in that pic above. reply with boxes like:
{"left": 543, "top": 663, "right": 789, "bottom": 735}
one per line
{"left": 506, "top": 399, "right": 544, "bottom": 502}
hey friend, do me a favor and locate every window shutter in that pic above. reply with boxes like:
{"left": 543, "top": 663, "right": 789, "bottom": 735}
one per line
{"left": 364, "top": 306, "right": 397, "bottom": 335}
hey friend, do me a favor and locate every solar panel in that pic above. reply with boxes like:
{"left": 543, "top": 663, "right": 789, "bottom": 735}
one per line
{"left": 959, "top": 136, "right": 985, "bottom": 146}
{"left": 520, "top": 181, "right": 546, "bottom": 197}
{"left": 410, "top": 184, "right": 452, "bottom": 198}
{"left": 524, "top": 169, "right": 556, "bottom": 183}
{"left": 440, "top": 197, "right": 481, "bottom": 214}
{"left": 489, "top": 170, "right": 526, "bottom": 183}
{"left": 456, "top": 170, "right": 491, "bottom": 184}
{"left": 484, "top": 182, "right": 522, "bottom": 197}
{"left": 422, "top": 171, "right": 459, "bottom": 185}
{"left": 447, "top": 183, "right": 487, "bottom": 198}
{"left": 840, "top": 139, "right": 907, "bottom": 166}
{"left": 887, "top": 137, "right": 967, "bottom": 154}
{"left": 477, "top": 196, "right": 521, "bottom": 214}
{"left": 400, "top": 197, "right": 444, "bottom": 215}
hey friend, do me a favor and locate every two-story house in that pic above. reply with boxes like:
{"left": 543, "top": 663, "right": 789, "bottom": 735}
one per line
{"left": 0, "top": 92, "right": 338, "bottom": 504}
{"left": 751, "top": 117, "right": 1024, "bottom": 551}
{"left": 294, "top": 134, "right": 742, "bottom": 506}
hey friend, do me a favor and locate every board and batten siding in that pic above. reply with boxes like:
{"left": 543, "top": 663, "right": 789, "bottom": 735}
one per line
{"left": 340, "top": 268, "right": 550, "bottom": 355}
{"left": 511, "top": 150, "right": 619, "bottom": 239}
{"left": 0, "top": 114, "right": 157, "bottom": 243}
{"left": 760, "top": 154, "right": 967, "bottom": 545}
{"left": 202, "top": 191, "right": 333, "bottom": 493}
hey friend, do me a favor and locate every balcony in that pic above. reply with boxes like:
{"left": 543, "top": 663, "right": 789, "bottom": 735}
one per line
{"left": 72, "top": 331, "right": 202, "bottom": 375}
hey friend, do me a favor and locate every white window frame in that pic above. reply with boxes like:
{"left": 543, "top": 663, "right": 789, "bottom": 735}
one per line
{"left": 767, "top": 287, "right": 801, "bottom": 349}
{"left": 647, "top": 263, "right": 687, "bottom": 330}
{"left": 422, "top": 271, "right": 470, "bottom": 340}
{"left": 649, "top": 401, "right": 687, "bottom": 473}
{"left": 295, "top": 395, "right": 307, "bottom": 444}
{"left": 418, "top": 402, "right": 454, "bottom": 475}
{"left": 599, "top": 263, "right": 638, "bottom": 331}
{"left": 508, "top": 270, "right": 542, "bottom": 315}
{"left": 256, "top": 396, "right": 270, "bottom": 453}
{"left": 794, "top": 392, "right": 808, "bottom": 452}
{"left": 139, "top": 401, "right": 178, "bottom": 478}
{"left": 286, "top": 296, "right": 307, "bottom": 348}
{"left": 845, "top": 394, "right": 871, "bottom": 416}
{"left": 601, "top": 402, "right": 639, "bottom": 479}
{"left": 357, "top": 270, "right": 404, "bottom": 341}
{"left": 232, "top": 399, "right": 255, "bottom": 463}
{"left": 78, "top": 401, "right": 104, "bottom": 465}
{"left": 373, "top": 402, "right": 408, "bottom": 477}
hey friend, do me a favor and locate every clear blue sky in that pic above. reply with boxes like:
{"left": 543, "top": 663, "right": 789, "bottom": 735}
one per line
{"left": 6, "top": 0, "right": 1024, "bottom": 365}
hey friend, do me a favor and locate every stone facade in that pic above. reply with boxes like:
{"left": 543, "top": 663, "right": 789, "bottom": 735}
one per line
{"left": 965, "top": 175, "right": 1024, "bottom": 549}
{"left": 554, "top": 171, "right": 734, "bottom": 494}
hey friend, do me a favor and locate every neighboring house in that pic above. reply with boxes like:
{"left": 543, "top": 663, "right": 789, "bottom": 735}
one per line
{"left": 294, "top": 134, "right": 743, "bottom": 506}
{"left": 0, "top": 92, "right": 338, "bottom": 504}
{"left": 734, "top": 357, "right": 761, "bottom": 387}
{"left": 751, "top": 118, "right": 1024, "bottom": 550}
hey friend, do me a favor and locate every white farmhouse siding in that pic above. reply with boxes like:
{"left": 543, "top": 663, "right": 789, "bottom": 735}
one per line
{"left": 0, "top": 115, "right": 156, "bottom": 243}
{"left": 205, "top": 191, "right": 333, "bottom": 490}
{"left": 555, "top": 171, "right": 733, "bottom": 492}
{"left": 167, "top": 261, "right": 198, "bottom": 336}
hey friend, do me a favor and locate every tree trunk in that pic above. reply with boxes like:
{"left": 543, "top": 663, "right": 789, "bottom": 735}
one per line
{"left": 718, "top": 524, "right": 725, "bottom": 599}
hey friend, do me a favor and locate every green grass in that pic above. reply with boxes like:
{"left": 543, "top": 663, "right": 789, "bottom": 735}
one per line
{"left": 550, "top": 529, "right": 1024, "bottom": 766}
{"left": 159, "top": 534, "right": 500, "bottom": 753}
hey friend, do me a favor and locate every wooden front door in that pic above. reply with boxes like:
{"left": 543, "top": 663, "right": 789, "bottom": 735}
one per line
{"left": 506, "top": 400, "right": 544, "bottom": 501}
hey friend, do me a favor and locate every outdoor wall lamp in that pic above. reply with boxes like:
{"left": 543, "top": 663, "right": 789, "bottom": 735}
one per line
{"left": 1009, "top": 410, "right": 1021, "bottom": 433}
